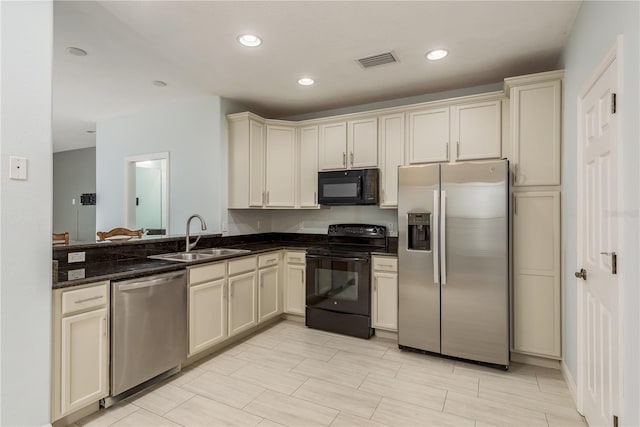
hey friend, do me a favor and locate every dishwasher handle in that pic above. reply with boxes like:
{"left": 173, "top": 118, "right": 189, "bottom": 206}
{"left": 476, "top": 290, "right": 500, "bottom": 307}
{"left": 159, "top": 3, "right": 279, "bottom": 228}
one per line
{"left": 118, "top": 272, "right": 185, "bottom": 291}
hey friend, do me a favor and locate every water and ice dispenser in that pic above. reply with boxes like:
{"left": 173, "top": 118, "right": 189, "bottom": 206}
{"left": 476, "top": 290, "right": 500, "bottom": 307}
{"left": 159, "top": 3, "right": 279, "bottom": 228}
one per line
{"left": 407, "top": 212, "right": 431, "bottom": 251}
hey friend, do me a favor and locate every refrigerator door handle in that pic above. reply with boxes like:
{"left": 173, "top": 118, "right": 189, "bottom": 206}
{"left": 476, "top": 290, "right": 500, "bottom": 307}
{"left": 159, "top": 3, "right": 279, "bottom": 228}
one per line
{"left": 433, "top": 190, "right": 440, "bottom": 284}
{"left": 440, "top": 190, "right": 447, "bottom": 285}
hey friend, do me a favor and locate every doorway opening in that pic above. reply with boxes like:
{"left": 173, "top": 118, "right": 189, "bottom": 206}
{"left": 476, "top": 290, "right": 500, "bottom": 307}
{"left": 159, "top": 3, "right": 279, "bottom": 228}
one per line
{"left": 124, "top": 152, "right": 169, "bottom": 235}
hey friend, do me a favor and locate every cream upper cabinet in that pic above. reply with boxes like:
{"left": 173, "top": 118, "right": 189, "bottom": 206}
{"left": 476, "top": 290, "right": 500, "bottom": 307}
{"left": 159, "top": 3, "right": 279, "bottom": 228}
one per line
{"left": 513, "top": 191, "right": 561, "bottom": 358}
{"left": 319, "top": 122, "right": 348, "bottom": 170}
{"left": 52, "top": 281, "right": 109, "bottom": 421}
{"left": 348, "top": 118, "right": 378, "bottom": 168}
{"left": 299, "top": 125, "right": 319, "bottom": 208}
{"left": 371, "top": 256, "right": 398, "bottom": 332}
{"left": 407, "top": 107, "right": 450, "bottom": 164}
{"left": 378, "top": 113, "right": 404, "bottom": 208}
{"left": 284, "top": 251, "right": 306, "bottom": 316}
{"left": 188, "top": 262, "right": 227, "bottom": 356}
{"left": 265, "top": 124, "right": 296, "bottom": 207}
{"left": 319, "top": 119, "right": 378, "bottom": 170}
{"left": 228, "top": 113, "right": 265, "bottom": 208}
{"left": 506, "top": 71, "right": 563, "bottom": 186}
{"left": 228, "top": 113, "right": 296, "bottom": 209}
{"left": 451, "top": 100, "right": 501, "bottom": 161}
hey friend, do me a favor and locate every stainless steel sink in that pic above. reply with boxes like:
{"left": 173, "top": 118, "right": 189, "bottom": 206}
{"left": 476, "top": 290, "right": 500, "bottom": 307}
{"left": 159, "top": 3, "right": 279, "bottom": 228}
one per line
{"left": 194, "top": 248, "right": 250, "bottom": 256}
{"left": 148, "top": 248, "right": 250, "bottom": 262}
{"left": 148, "top": 252, "right": 217, "bottom": 262}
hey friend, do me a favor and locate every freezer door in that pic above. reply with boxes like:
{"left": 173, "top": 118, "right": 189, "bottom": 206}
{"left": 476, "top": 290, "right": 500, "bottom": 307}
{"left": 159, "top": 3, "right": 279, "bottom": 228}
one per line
{"left": 440, "top": 160, "right": 509, "bottom": 366}
{"left": 398, "top": 164, "right": 441, "bottom": 353}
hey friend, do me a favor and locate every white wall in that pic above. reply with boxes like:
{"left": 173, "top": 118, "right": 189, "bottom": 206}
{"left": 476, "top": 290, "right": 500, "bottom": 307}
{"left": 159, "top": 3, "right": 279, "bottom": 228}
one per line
{"left": 0, "top": 1, "right": 53, "bottom": 424}
{"left": 97, "top": 97, "right": 224, "bottom": 235}
{"left": 53, "top": 147, "right": 96, "bottom": 242}
{"left": 559, "top": 1, "right": 639, "bottom": 423}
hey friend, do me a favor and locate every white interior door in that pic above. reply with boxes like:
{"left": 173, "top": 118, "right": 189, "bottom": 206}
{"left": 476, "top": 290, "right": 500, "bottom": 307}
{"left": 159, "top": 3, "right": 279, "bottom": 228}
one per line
{"left": 577, "top": 46, "right": 620, "bottom": 427}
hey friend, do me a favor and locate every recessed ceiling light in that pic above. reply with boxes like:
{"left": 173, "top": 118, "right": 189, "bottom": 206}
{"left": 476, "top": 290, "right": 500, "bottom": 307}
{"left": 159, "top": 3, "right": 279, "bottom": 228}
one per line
{"left": 152, "top": 80, "right": 167, "bottom": 87}
{"left": 67, "top": 47, "right": 88, "bottom": 57}
{"left": 426, "top": 49, "right": 448, "bottom": 61}
{"left": 298, "top": 77, "right": 315, "bottom": 86}
{"left": 237, "top": 34, "right": 262, "bottom": 47}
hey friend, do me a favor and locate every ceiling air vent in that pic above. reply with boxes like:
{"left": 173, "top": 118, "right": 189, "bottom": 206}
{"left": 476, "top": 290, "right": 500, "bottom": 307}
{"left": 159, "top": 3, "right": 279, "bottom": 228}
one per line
{"left": 357, "top": 51, "right": 398, "bottom": 69}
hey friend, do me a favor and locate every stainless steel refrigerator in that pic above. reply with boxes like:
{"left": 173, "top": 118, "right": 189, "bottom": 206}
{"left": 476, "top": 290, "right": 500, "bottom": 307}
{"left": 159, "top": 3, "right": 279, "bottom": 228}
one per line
{"left": 397, "top": 160, "right": 509, "bottom": 367}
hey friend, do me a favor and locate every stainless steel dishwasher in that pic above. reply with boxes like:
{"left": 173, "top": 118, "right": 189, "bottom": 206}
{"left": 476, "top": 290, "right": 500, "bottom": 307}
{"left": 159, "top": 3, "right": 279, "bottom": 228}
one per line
{"left": 110, "top": 270, "right": 187, "bottom": 401}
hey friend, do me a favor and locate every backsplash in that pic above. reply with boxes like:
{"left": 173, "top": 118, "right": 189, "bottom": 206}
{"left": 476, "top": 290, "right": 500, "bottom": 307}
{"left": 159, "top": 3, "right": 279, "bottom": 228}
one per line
{"left": 226, "top": 206, "right": 398, "bottom": 236}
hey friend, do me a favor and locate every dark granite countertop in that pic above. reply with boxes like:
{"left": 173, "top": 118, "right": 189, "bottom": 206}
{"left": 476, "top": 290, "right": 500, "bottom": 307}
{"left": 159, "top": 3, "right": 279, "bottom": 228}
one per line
{"left": 53, "top": 233, "right": 398, "bottom": 289}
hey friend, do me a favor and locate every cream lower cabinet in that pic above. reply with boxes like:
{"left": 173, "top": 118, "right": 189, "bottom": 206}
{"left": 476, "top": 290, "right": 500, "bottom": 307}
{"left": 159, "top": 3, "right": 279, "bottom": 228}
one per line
{"left": 52, "top": 281, "right": 109, "bottom": 421}
{"left": 188, "top": 262, "right": 227, "bottom": 356}
{"left": 258, "top": 252, "right": 282, "bottom": 322}
{"left": 513, "top": 191, "right": 561, "bottom": 358}
{"left": 228, "top": 256, "right": 258, "bottom": 337}
{"left": 284, "top": 251, "right": 306, "bottom": 315}
{"left": 371, "top": 256, "right": 398, "bottom": 332}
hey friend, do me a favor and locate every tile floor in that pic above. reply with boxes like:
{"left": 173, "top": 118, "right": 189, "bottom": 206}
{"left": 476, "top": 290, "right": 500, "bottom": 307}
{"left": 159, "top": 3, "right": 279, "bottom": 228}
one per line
{"left": 74, "top": 321, "right": 586, "bottom": 427}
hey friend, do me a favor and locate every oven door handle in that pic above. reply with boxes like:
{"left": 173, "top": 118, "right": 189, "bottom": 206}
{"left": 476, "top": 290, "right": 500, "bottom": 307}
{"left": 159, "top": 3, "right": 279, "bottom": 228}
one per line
{"left": 305, "top": 254, "right": 370, "bottom": 263}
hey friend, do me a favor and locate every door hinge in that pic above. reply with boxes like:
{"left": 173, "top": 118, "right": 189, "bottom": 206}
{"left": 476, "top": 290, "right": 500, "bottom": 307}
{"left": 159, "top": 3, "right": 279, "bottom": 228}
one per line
{"left": 611, "top": 93, "right": 617, "bottom": 114}
{"left": 613, "top": 415, "right": 618, "bottom": 427}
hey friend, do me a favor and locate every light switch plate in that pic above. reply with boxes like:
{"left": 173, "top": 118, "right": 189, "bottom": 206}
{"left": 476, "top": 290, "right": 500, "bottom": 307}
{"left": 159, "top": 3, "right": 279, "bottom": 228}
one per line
{"left": 9, "top": 156, "right": 27, "bottom": 180}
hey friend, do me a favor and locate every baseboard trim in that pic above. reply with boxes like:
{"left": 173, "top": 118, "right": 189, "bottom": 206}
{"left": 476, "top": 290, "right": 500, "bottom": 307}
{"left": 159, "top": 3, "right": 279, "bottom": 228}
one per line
{"left": 374, "top": 329, "right": 398, "bottom": 341}
{"left": 561, "top": 360, "right": 578, "bottom": 406}
{"left": 283, "top": 313, "right": 304, "bottom": 323}
{"left": 510, "top": 352, "right": 561, "bottom": 369}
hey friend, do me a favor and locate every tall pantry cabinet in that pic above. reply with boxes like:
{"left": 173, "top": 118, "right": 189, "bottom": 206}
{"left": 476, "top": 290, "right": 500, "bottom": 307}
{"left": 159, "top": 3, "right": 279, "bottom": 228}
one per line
{"left": 505, "top": 70, "right": 564, "bottom": 360}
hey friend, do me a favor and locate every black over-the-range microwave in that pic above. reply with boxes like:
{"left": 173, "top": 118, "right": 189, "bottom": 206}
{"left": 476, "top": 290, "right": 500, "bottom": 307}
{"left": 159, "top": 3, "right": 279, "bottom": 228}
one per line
{"left": 317, "top": 168, "right": 379, "bottom": 206}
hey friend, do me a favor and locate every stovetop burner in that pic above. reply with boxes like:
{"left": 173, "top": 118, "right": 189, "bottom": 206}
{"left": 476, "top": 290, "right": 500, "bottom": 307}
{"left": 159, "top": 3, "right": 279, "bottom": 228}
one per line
{"left": 306, "top": 223, "right": 388, "bottom": 257}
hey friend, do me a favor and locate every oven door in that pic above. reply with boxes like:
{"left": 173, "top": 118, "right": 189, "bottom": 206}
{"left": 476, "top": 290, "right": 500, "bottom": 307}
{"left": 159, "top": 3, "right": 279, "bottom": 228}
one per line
{"left": 305, "top": 254, "right": 371, "bottom": 316}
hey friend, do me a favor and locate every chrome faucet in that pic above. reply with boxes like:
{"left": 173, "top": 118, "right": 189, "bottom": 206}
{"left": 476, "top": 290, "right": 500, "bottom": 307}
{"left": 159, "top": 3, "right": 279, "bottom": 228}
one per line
{"left": 185, "top": 214, "right": 207, "bottom": 252}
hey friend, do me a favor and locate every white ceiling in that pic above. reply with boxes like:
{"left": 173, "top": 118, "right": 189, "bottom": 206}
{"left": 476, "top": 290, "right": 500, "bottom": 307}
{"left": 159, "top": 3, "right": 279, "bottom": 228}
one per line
{"left": 53, "top": 0, "right": 581, "bottom": 152}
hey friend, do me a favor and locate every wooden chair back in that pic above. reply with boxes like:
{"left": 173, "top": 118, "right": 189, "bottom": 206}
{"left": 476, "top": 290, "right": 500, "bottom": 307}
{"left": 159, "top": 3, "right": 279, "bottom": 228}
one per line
{"left": 52, "top": 232, "right": 70, "bottom": 245}
{"left": 96, "top": 227, "right": 143, "bottom": 241}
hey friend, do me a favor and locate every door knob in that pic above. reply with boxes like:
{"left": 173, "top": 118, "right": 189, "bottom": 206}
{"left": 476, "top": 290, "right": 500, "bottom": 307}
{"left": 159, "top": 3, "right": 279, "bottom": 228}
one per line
{"left": 575, "top": 268, "right": 587, "bottom": 280}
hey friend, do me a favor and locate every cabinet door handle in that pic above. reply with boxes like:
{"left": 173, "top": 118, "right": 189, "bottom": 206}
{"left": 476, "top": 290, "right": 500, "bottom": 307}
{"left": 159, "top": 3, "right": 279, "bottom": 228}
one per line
{"left": 513, "top": 194, "right": 517, "bottom": 215}
{"left": 266, "top": 191, "right": 270, "bottom": 204}
{"left": 446, "top": 142, "right": 449, "bottom": 161}
{"left": 343, "top": 152, "right": 346, "bottom": 167}
{"left": 456, "top": 141, "right": 460, "bottom": 159}
{"left": 103, "top": 317, "right": 107, "bottom": 337}
{"left": 230, "top": 285, "right": 234, "bottom": 298}
{"left": 378, "top": 263, "right": 394, "bottom": 268}
{"left": 314, "top": 191, "right": 317, "bottom": 205}
{"left": 350, "top": 152, "right": 354, "bottom": 166}
{"left": 262, "top": 191, "right": 265, "bottom": 204}
{"left": 75, "top": 295, "right": 104, "bottom": 304}
{"left": 374, "top": 277, "right": 378, "bottom": 292}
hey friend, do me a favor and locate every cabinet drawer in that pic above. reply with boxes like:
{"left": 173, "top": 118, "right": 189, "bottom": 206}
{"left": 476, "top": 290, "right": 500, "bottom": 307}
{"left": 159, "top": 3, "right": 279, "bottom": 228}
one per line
{"left": 372, "top": 256, "right": 397, "bottom": 272}
{"left": 259, "top": 252, "right": 280, "bottom": 268}
{"left": 286, "top": 251, "right": 306, "bottom": 264}
{"left": 61, "top": 282, "right": 108, "bottom": 316}
{"left": 228, "top": 256, "right": 257, "bottom": 275}
{"left": 189, "top": 262, "right": 226, "bottom": 285}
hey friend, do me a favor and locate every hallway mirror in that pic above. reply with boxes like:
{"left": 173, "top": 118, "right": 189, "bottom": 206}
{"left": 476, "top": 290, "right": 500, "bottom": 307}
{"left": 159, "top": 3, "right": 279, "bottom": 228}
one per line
{"left": 124, "top": 152, "right": 169, "bottom": 235}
